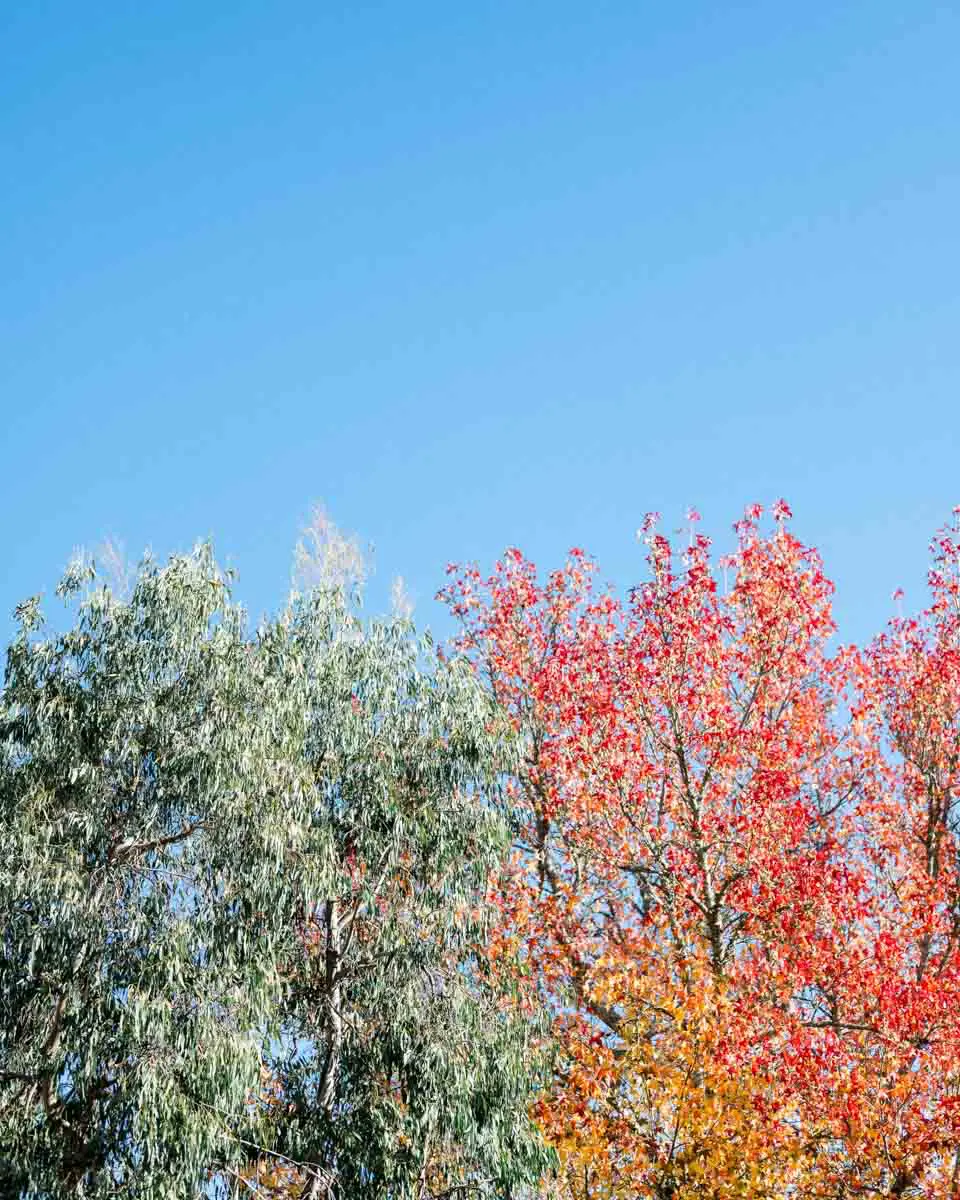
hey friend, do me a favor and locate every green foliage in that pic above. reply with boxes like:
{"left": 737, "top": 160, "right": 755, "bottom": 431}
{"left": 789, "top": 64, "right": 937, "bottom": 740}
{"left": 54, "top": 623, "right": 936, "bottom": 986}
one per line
{"left": 0, "top": 546, "right": 550, "bottom": 1198}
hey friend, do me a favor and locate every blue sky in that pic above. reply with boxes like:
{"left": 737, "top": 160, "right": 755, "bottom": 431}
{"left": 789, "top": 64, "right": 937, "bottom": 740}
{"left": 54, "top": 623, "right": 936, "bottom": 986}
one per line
{"left": 2, "top": 2, "right": 958, "bottom": 648}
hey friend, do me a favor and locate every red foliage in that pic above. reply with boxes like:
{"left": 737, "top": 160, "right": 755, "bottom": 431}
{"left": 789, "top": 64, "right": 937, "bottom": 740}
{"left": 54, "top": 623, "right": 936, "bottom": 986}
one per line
{"left": 441, "top": 505, "right": 960, "bottom": 1199}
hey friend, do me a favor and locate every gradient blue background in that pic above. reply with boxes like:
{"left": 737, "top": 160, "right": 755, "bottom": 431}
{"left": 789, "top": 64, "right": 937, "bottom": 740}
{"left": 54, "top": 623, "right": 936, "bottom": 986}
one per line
{"left": 2, "top": 3, "right": 958, "bottom": 645}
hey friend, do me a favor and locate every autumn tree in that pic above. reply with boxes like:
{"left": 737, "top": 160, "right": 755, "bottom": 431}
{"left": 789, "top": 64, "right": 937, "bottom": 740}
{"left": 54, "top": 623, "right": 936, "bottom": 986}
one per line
{"left": 801, "top": 512, "right": 960, "bottom": 1197}
{"left": 442, "top": 504, "right": 960, "bottom": 1200}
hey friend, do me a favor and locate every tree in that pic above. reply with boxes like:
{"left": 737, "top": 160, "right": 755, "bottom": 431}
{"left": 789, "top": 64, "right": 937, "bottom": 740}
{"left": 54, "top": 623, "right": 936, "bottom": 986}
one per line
{"left": 0, "top": 539, "right": 550, "bottom": 1198}
{"left": 804, "top": 512, "right": 960, "bottom": 1197}
{"left": 441, "top": 504, "right": 960, "bottom": 1199}
{"left": 231, "top": 581, "right": 552, "bottom": 1199}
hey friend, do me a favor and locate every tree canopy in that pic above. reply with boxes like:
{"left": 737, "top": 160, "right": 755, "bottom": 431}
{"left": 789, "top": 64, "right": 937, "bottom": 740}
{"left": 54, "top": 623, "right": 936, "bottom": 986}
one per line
{"left": 442, "top": 503, "right": 960, "bottom": 1200}
{"left": 0, "top": 543, "right": 550, "bottom": 1198}
{"left": 6, "top": 503, "right": 960, "bottom": 1200}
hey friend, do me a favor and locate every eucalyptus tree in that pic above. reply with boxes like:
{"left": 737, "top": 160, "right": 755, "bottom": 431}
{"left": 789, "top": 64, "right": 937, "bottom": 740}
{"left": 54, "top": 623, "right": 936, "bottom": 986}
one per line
{"left": 232, "top": 585, "right": 551, "bottom": 1199}
{"left": 0, "top": 544, "right": 550, "bottom": 1199}
{"left": 0, "top": 549, "right": 299, "bottom": 1197}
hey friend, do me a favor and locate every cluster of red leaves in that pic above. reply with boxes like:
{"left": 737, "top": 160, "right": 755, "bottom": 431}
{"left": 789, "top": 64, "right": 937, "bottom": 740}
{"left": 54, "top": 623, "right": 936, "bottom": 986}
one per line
{"left": 440, "top": 504, "right": 960, "bottom": 1200}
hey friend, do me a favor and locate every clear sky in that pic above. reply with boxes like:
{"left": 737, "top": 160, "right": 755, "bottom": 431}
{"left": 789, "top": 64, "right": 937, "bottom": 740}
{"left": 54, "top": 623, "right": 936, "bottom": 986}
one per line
{"left": 2, "top": 2, "right": 958, "bottom": 648}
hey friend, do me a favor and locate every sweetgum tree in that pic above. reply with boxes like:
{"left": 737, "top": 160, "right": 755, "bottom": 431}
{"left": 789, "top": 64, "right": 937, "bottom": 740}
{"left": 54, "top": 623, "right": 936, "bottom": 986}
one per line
{"left": 0, "top": 542, "right": 549, "bottom": 1199}
{"left": 442, "top": 504, "right": 960, "bottom": 1200}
